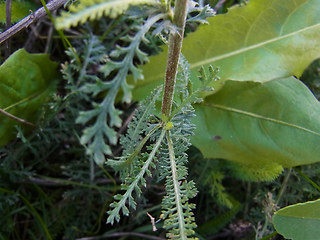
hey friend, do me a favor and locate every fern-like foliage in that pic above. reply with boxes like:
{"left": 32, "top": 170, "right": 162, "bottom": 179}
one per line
{"left": 59, "top": 0, "right": 215, "bottom": 166}
{"left": 56, "top": 0, "right": 162, "bottom": 30}
{"left": 158, "top": 111, "right": 198, "bottom": 239}
{"left": 71, "top": 14, "right": 165, "bottom": 165}
{"left": 155, "top": 57, "right": 214, "bottom": 239}
{"left": 187, "top": 4, "right": 216, "bottom": 24}
{"left": 106, "top": 54, "right": 218, "bottom": 238}
{"left": 171, "top": 55, "right": 219, "bottom": 118}
{"left": 107, "top": 130, "right": 165, "bottom": 224}
{"left": 61, "top": 34, "right": 106, "bottom": 96}
{"left": 204, "top": 167, "right": 234, "bottom": 208}
{"left": 59, "top": 2, "right": 216, "bottom": 236}
{"left": 61, "top": 34, "right": 116, "bottom": 165}
{"left": 106, "top": 88, "right": 163, "bottom": 224}
{"left": 107, "top": 87, "right": 161, "bottom": 177}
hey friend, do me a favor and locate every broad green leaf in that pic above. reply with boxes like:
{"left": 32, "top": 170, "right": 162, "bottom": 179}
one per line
{"left": 0, "top": 49, "right": 58, "bottom": 146}
{"left": 273, "top": 199, "right": 320, "bottom": 240}
{"left": 132, "top": 0, "right": 320, "bottom": 100}
{"left": 191, "top": 77, "right": 320, "bottom": 181}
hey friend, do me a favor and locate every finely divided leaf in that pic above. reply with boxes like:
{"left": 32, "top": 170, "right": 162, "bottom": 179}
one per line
{"left": 56, "top": 0, "right": 161, "bottom": 30}
{"left": 69, "top": 15, "right": 163, "bottom": 166}
{"left": 107, "top": 87, "right": 161, "bottom": 175}
{"left": 159, "top": 105, "right": 198, "bottom": 239}
{"left": 0, "top": 49, "right": 58, "bottom": 146}
{"left": 191, "top": 77, "right": 320, "bottom": 180}
{"left": 107, "top": 129, "right": 166, "bottom": 225}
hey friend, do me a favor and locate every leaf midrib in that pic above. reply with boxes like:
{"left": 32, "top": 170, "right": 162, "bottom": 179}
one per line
{"left": 141, "top": 22, "right": 320, "bottom": 86}
{"left": 190, "top": 22, "right": 320, "bottom": 69}
{"left": 276, "top": 214, "right": 320, "bottom": 220}
{"left": 203, "top": 102, "right": 320, "bottom": 137}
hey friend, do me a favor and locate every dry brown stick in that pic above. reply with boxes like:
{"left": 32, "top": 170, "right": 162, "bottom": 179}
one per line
{"left": 0, "top": 0, "right": 68, "bottom": 45}
{"left": 5, "top": 0, "right": 12, "bottom": 58}
{"left": 0, "top": 108, "right": 35, "bottom": 126}
{"left": 146, "top": 212, "right": 157, "bottom": 232}
{"left": 5, "top": 0, "right": 11, "bottom": 28}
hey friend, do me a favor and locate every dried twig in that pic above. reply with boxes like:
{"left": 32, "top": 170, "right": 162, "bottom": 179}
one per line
{"left": 5, "top": 0, "right": 12, "bottom": 58}
{"left": 147, "top": 212, "right": 157, "bottom": 232}
{"left": 5, "top": 0, "right": 11, "bottom": 29}
{"left": 0, "top": 108, "right": 35, "bottom": 126}
{"left": 0, "top": 0, "right": 68, "bottom": 45}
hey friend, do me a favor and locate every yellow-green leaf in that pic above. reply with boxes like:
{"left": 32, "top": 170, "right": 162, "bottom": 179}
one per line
{"left": 0, "top": 49, "right": 58, "bottom": 146}
{"left": 133, "top": 0, "right": 320, "bottom": 100}
{"left": 191, "top": 77, "right": 320, "bottom": 181}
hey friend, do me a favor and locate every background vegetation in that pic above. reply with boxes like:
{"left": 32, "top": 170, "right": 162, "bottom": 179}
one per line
{"left": 1, "top": 0, "right": 320, "bottom": 239}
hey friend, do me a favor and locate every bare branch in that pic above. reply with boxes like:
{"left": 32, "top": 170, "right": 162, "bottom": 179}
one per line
{"left": 147, "top": 212, "right": 158, "bottom": 232}
{"left": 0, "top": 0, "right": 68, "bottom": 45}
{"left": 5, "top": 0, "right": 12, "bottom": 29}
{"left": 0, "top": 108, "right": 35, "bottom": 126}
{"left": 5, "top": 0, "right": 12, "bottom": 58}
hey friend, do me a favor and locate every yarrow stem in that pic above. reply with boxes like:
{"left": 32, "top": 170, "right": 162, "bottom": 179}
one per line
{"left": 161, "top": 0, "right": 189, "bottom": 117}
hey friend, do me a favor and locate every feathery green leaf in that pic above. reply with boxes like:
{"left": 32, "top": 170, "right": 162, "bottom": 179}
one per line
{"left": 107, "top": 128, "right": 166, "bottom": 225}
{"left": 56, "top": 0, "right": 162, "bottom": 30}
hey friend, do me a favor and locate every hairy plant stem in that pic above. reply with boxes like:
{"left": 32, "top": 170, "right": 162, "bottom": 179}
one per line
{"left": 161, "top": 0, "right": 188, "bottom": 117}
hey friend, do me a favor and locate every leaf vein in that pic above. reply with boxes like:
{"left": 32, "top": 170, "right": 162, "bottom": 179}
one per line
{"left": 203, "top": 102, "right": 320, "bottom": 136}
{"left": 190, "top": 22, "right": 320, "bottom": 69}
